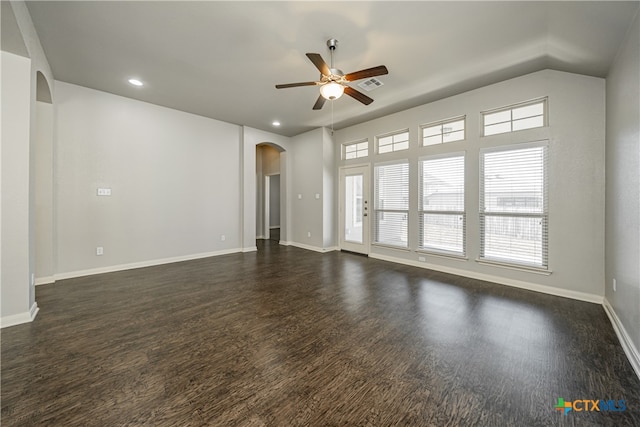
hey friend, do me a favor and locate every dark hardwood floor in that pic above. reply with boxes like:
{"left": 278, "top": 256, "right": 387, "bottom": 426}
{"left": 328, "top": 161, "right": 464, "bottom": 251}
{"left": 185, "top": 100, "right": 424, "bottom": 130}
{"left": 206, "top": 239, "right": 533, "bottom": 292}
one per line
{"left": 2, "top": 240, "right": 639, "bottom": 426}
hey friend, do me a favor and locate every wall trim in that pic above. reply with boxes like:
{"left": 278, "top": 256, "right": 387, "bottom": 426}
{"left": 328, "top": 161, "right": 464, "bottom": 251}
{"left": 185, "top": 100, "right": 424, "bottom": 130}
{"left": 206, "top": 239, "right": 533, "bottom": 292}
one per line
{"left": 242, "top": 246, "right": 258, "bottom": 253}
{"left": 368, "top": 252, "right": 603, "bottom": 304}
{"left": 287, "top": 242, "right": 338, "bottom": 253}
{"left": 603, "top": 298, "right": 640, "bottom": 380}
{"left": 1, "top": 302, "right": 39, "bottom": 329}
{"left": 35, "top": 276, "right": 55, "bottom": 286}
{"left": 54, "top": 248, "right": 243, "bottom": 281}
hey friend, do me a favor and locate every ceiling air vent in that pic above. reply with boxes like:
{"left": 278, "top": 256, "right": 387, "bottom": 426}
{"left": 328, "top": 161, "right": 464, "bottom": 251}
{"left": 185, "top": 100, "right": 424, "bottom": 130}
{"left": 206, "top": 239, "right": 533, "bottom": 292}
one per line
{"left": 357, "top": 77, "right": 384, "bottom": 92}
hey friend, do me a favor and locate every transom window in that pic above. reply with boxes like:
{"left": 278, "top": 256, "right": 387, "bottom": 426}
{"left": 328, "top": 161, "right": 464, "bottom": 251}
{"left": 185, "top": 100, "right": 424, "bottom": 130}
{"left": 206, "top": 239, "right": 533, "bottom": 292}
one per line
{"left": 483, "top": 98, "right": 547, "bottom": 136}
{"left": 421, "top": 117, "right": 465, "bottom": 146}
{"left": 377, "top": 130, "right": 409, "bottom": 154}
{"left": 343, "top": 140, "right": 369, "bottom": 160}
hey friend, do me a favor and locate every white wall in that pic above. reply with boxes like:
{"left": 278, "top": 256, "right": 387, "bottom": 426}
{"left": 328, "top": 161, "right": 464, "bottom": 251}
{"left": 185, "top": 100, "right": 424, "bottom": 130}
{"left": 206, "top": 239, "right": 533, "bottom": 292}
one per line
{"left": 336, "top": 70, "right": 606, "bottom": 301}
{"left": 1, "top": 0, "right": 55, "bottom": 327}
{"left": 35, "top": 101, "right": 54, "bottom": 283}
{"left": 605, "top": 10, "right": 640, "bottom": 366}
{"left": 322, "top": 127, "right": 336, "bottom": 248}
{"left": 55, "top": 82, "right": 242, "bottom": 276}
{"left": 1, "top": 51, "right": 34, "bottom": 325}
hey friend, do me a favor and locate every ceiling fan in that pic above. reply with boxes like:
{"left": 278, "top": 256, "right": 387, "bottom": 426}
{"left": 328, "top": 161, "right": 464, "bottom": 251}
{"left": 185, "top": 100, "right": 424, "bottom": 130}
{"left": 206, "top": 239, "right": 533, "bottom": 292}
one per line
{"left": 275, "top": 39, "right": 389, "bottom": 110}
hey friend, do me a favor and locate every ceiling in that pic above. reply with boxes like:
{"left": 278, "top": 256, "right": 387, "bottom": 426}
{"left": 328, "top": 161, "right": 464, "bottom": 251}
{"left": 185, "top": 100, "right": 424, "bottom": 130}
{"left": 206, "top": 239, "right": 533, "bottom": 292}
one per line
{"left": 25, "top": 1, "right": 639, "bottom": 137}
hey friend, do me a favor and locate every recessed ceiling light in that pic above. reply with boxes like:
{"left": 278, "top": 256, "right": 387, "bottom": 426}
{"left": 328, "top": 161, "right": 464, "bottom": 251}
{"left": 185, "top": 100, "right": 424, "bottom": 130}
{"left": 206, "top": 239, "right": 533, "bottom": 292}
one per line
{"left": 272, "top": 121, "right": 281, "bottom": 127}
{"left": 128, "top": 78, "right": 143, "bottom": 87}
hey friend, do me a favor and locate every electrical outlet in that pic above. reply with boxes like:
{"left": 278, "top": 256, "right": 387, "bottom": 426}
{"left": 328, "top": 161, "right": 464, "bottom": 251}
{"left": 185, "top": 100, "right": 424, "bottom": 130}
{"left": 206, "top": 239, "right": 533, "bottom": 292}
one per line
{"left": 96, "top": 246, "right": 104, "bottom": 256}
{"left": 418, "top": 256, "right": 426, "bottom": 262}
{"left": 307, "top": 231, "right": 311, "bottom": 238}
{"left": 97, "top": 188, "right": 112, "bottom": 196}
{"left": 221, "top": 235, "right": 226, "bottom": 241}
{"left": 613, "top": 278, "right": 617, "bottom": 292}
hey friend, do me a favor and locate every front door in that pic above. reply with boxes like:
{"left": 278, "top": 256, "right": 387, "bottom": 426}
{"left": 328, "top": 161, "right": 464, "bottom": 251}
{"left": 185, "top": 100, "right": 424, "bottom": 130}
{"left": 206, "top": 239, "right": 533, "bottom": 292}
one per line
{"left": 339, "top": 166, "right": 370, "bottom": 254}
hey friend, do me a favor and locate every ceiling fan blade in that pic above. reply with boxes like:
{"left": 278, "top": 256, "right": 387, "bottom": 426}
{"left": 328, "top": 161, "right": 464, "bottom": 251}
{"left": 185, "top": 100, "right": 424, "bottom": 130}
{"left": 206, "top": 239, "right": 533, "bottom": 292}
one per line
{"left": 275, "top": 82, "right": 318, "bottom": 89}
{"left": 344, "top": 86, "right": 374, "bottom": 105}
{"left": 306, "top": 53, "right": 330, "bottom": 76}
{"left": 344, "top": 65, "right": 389, "bottom": 82}
{"left": 312, "top": 95, "right": 326, "bottom": 110}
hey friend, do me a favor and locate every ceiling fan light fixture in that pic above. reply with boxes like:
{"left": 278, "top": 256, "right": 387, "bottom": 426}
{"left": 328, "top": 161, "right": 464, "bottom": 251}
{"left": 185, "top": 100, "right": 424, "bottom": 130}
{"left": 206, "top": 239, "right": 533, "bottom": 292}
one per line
{"left": 320, "top": 82, "right": 344, "bottom": 100}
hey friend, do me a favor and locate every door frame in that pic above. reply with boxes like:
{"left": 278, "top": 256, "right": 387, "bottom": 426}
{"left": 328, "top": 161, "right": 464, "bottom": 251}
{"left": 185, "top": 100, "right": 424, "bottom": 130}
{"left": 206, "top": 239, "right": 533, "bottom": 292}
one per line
{"left": 339, "top": 164, "right": 371, "bottom": 255}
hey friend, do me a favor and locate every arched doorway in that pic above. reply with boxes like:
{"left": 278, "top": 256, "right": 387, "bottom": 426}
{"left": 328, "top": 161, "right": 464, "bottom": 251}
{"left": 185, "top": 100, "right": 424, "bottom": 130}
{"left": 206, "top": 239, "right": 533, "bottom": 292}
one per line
{"left": 256, "top": 143, "right": 285, "bottom": 245}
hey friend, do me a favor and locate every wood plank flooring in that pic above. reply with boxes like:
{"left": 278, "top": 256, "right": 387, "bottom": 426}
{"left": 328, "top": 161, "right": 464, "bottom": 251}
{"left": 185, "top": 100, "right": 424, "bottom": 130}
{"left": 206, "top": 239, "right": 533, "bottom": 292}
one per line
{"left": 2, "top": 240, "right": 639, "bottom": 426}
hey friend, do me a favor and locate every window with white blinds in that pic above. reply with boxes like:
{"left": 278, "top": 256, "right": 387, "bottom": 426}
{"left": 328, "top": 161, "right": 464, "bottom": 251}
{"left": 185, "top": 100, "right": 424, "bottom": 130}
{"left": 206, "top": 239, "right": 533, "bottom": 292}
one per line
{"left": 480, "top": 142, "right": 548, "bottom": 268}
{"left": 374, "top": 161, "right": 409, "bottom": 248}
{"left": 419, "top": 154, "right": 465, "bottom": 255}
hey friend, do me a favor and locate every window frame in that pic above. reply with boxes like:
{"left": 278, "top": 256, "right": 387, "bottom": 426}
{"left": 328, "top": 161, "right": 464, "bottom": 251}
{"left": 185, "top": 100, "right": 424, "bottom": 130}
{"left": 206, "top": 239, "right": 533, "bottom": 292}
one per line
{"left": 418, "top": 152, "right": 466, "bottom": 257}
{"left": 478, "top": 141, "right": 549, "bottom": 271}
{"left": 376, "top": 129, "right": 410, "bottom": 154}
{"left": 420, "top": 116, "right": 466, "bottom": 147}
{"left": 373, "top": 159, "right": 410, "bottom": 249}
{"left": 343, "top": 139, "right": 369, "bottom": 160}
{"left": 481, "top": 98, "right": 548, "bottom": 137}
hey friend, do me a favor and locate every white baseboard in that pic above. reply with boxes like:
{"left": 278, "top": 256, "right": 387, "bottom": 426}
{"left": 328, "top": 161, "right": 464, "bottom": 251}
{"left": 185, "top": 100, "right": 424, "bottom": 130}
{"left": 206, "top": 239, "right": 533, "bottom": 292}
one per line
{"left": 35, "top": 276, "right": 55, "bottom": 286}
{"left": 1, "top": 302, "right": 39, "bottom": 328}
{"left": 603, "top": 298, "right": 640, "bottom": 380}
{"left": 287, "top": 242, "right": 338, "bottom": 253}
{"left": 269, "top": 226, "right": 280, "bottom": 229}
{"left": 242, "top": 246, "right": 258, "bottom": 253}
{"left": 368, "top": 252, "right": 603, "bottom": 304}
{"left": 55, "top": 248, "right": 243, "bottom": 281}
{"left": 256, "top": 235, "right": 266, "bottom": 240}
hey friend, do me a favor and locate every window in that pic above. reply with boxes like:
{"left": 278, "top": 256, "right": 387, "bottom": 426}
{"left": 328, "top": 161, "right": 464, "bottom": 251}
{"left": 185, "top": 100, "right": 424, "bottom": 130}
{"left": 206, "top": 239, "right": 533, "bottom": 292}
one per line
{"left": 480, "top": 142, "right": 548, "bottom": 269}
{"left": 419, "top": 154, "right": 465, "bottom": 255}
{"left": 343, "top": 140, "right": 368, "bottom": 160}
{"left": 421, "top": 117, "right": 465, "bottom": 146}
{"left": 482, "top": 98, "right": 547, "bottom": 136}
{"left": 377, "top": 130, "right": 409, "bottom": 154}
{"left": 374, "top": 161, "right": 409, "bottom": 247}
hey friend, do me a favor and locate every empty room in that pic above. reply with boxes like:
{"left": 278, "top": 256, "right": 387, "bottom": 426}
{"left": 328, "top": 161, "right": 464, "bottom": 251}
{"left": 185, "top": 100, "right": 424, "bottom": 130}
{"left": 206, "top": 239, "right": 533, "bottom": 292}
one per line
{"left": 2, "top": 1, "right": 639, "bottom": 425}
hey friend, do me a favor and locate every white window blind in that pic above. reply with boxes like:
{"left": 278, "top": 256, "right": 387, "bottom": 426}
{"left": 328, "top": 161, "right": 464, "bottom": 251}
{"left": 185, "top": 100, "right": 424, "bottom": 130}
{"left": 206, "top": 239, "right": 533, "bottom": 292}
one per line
{"left": 483, "top": 99, "right": 547, "bottom": 136}
{"left": 343, "top": 140, "right": 368, "bottom": 160}
{"left": 374, "top": 161, "right": 409, "bottom": 247}
{"left": 480, "top": 143, "right": 548, "bottom": 268}
{"left": 422, "top": 117, "right": 465, "bottom": 146}
{"left": 419, "top": 154, "right": 465, "bottom": 255}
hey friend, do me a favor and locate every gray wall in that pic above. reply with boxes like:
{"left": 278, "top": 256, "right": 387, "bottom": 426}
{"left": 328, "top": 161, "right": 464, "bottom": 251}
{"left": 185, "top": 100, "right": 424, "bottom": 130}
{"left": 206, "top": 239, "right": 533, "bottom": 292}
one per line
{"left": 605, "top": 11, "right": 640, "bottom": 356}
{"left": 290, "top": 127, "right": 336, "bottom": 250}
{"left": 35, "top": 101, "right": 54, "bottom": 282}
{"left": 336, "top": 70, "right": 606, "bottom": 301}
{"left": 54, "top": 82, "right": 242, "bottom": 276}
{"left": 1, "top": 51, "right": 32, "bottom": 322}
{"left": 269, "top": 175, "right": 281, "bottom": 228}
{"left": 1, "top": 0, "right": 56, "bottom": 326}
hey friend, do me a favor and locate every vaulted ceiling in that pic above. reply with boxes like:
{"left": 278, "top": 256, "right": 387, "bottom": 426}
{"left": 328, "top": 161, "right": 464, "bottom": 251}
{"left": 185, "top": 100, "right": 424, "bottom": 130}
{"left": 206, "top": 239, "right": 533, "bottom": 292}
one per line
{"left": 25, "top": 1, "right": 639, "bottom": 137}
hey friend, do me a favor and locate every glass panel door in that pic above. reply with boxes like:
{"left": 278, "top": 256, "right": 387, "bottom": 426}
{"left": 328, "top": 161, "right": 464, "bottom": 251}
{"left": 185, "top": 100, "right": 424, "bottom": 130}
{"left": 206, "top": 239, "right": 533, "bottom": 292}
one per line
{"left": 340, "top": 166, "right": 369, "bottom": 254}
